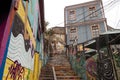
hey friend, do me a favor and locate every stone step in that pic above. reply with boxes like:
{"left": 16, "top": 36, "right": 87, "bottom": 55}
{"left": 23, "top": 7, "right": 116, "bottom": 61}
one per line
{"left": 56, "top": 73, "right": 76, "bottom": 76}
{"left": 40, "top": 72, "right": 53, "bottom": 75}
{"left": 40, "top": 75, "right": 54, "bottom": 77}
{"left": 54, "top": 66, "right": 71, "bottom": 70}
{"left": 57, "top": 76, "right": 80, "bottom": 79}
{"left": 39, "top": 77, "right": 54, "bottom": 80}
{"left": 41, "top": 70, "right": 53, "bottom": 72}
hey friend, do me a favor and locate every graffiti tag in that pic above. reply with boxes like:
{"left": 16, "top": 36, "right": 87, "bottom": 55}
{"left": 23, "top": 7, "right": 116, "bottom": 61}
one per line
{"left": 6, "top": 60, "right": 25, "bottom": 80}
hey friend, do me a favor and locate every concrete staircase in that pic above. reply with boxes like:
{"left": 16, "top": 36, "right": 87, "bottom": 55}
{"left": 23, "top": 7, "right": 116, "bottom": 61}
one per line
{"left": 39, "top": 54, "right": 81, "bottom": 80}
{"left": 54, "top": 66, "right": 80, "bottom": 80}
{"left": 39, "top": 64, "right": 54, "bottom": 80}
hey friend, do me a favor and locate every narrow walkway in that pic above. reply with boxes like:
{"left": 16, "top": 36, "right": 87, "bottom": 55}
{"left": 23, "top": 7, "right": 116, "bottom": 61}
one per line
{"left": 39, "top": 53, "right": 81, "bottom": 80}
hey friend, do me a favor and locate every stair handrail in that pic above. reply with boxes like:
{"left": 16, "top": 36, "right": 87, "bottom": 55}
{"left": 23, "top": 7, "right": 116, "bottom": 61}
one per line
{"left": 52, "top": 66, "right": 57, "bottom": 80}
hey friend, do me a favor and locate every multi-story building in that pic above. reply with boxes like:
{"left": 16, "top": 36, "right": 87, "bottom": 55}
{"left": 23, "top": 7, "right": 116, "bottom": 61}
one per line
{"left": 0, "top": 0, "right": 45, "bottom": 80}
{"left": 52, "top": 27, "right": 65, "bottom": 53}
{"left": 65, "top": 0, "right": 107, "bottom": 46}
{"left": 64, "top": 0, "right": 108, "bottom": 79}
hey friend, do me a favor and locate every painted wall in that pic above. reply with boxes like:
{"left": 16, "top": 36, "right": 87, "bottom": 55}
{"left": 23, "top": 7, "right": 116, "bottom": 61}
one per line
{"left": 23, "top": 0, "right": 39, "bottom": 39}
{"left": 111, "top": 45, "right": 120, "bottom": 79}
{"left": 67, "top": 20, "right": 107, "bottom": 45}
{"left": 65, "top": 0, "right": 107, "bottom": 45}
{"left": 86, "top": 55, "right": 97, "bottom": 80}
{"left": 113, "top": 53, "right": 120, "bottom": 79}
{"left": 66, "top": 1, "right": 104, "bottom": 24}
{"left": 1, "top": 0, "right": 43, "bottom": 79}
{"left": 68, "top": 46, "right": 87, "bottom": 80}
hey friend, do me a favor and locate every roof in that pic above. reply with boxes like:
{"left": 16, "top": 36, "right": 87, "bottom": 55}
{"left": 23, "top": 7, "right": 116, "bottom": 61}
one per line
{"left": 52, "top": 27, "right": 65, "bottom": 34}
{"left": 107, "top": 25, "right": 114, "bottom": 31}
{"left": 100, "top": 30, "right": 120, "bottom": 35}
{"left": 85, "top": 30, "right": 120, "bottom": 49}
{"left": 65, "top": 0, "right": 100, "bottom": 10}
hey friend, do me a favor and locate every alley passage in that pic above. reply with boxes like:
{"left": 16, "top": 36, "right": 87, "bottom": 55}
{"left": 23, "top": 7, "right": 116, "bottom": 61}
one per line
{"left": 39, "top": 53, "right": 81, "bottom": 80}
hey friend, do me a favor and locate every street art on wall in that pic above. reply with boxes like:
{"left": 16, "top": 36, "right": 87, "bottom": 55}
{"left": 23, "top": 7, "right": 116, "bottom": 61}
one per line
{"left": 23, "top": 0, "right": 39, "bottom": 39}
{"left": 98, "top": 58, "right": 114, "bottom": 80}
{"left": 76, "top": 54, "right": 87, "bottom": 80}
{"left": 0, "top": 0, "right": 44, "bottom": 79}
{"left": 2, "top": 0, "right": 41, "bottom": 79}
{"left": 111, "top": 45, "right": 120, "bottom": 79}
{"left": 5, "top": 60, "right": 25, "bottom": 80}
{"left": 86, "top": 56, "right": 97, "bottom": 80}
{"left": 97, "top": 47, "right": 115, "bottom": 80}
{"left": 3, "top": 58, "right": 33, "bottom": 80}
{"left": 0, "top": 0, "right": 17, "bottom": 79}
{"left": 3, "top": 13, "right": 34, "bottom": 80}
{"left": 7, "top": 14, "right": 34, "bottom": 70}
{"left": 113, "top": 53, "right": 120, "bottom": 79}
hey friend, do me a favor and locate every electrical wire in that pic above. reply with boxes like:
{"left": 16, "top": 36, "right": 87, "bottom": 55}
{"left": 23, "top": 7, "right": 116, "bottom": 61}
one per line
{"left": 55, "top": 0, "right": 120, "bottom": 26}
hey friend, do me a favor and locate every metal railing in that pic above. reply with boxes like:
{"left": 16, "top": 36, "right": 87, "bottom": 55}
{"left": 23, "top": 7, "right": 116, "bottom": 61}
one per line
{"left": 52, "top": 66, "right": 57, "bottom": 80}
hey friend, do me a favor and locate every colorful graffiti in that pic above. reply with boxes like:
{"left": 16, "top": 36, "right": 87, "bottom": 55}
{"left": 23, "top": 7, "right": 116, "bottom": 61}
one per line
{"left": 6, "top": 60, "right": 25, "bottom": 80}
{"left": 68, "top": 46, "right": 87, "bottom": 80}
{"left": 86, "top": 57, "right": 97, "bottom": 80}
{"left": 113, "top": 52, "right": 120, "bottom": 67}
{"left": 113, "top": 49, "right": 120, "bottom": 79}
{"left": 0, "top": 1, "right": 16, "bottom": 79}
{"left": 98, "top": 58, "right": 114, "bottom": 80}
{"left": 1, "top": 0, "right": 43, "bottom": 79}
{"left": 23, "top": 0, "right": 39, "bottom": 39}
{"left": 76, "top": 54, "right": 87, "bottom": 80}
{"left": 3, "top": 58, "right": 33, "bottom": 80}
{"left": 7, "top": 13, "right": 34, "bottom": 70}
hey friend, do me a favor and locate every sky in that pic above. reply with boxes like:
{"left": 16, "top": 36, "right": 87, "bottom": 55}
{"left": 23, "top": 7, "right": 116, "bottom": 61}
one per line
{"left": 44, "top": 0, "right": 120, "bottom": 29}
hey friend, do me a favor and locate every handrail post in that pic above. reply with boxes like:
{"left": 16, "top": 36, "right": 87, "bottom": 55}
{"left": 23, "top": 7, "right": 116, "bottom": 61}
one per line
{"left": 52, "top": 66, "right": 57, "bottom": 80}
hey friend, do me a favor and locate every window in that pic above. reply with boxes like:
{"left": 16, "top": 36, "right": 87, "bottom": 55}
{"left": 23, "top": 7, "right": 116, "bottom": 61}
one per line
{"left": 69, "top": 10, "right": 76, "bottom": 20}
{"left": 89, "top": 6, "right": 97, "bottom": 18}
{"left": 69, "top": 33, "right": 78, "bottom": 43}
{"left": 91, "top": 24, "right": 100, "bottom": 38}
{"left": 70, "top": 27, "right": 77, "bottom": 33}
{"left": 69, "top": 27, "right": 78, "bottom": 42}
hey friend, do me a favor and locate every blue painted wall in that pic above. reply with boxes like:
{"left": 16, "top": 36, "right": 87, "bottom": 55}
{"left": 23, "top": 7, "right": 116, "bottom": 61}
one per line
{"left": 23, "top": 0, "right": 39, "bottom": 39}
{"left": 65, "top": 0, "right": 107, "bottom": 45}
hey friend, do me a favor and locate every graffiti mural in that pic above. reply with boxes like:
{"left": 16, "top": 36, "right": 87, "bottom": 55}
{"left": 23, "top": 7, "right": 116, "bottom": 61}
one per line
{"left": 86, "top": 56, "right": 97, "bottom": 80}
{"left": 111, "top": 45, "right": 120, "bottom": 79}
{"left": 0, "top": 0, "right": 44, "bottom": 79}
{"left": 98, "top": 58, "right": 114, "bottom": 80}
{"left": 6, "top": 60, "right": 25, "bottom": 80}
{"left": 2, "top": 0, "right": 42, "bottom": 79}
{"left": 76, "top": 54, "right": 87, "bottom": 80}
{"left": 23, "top": 0, "right": 39, "bottom": 39}
{"left": 3, "top": 58, "right": 33, "bottom": 80}
{"left": 7, "top": 14, "right": 34, "bottom": 70}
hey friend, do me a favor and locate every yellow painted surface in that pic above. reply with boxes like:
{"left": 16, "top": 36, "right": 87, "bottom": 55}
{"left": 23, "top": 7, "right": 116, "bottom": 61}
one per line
{"left": 33, "top": 52, "right": 42, "bottom": 80}
{"left": 2, "top": 58, "right": 33, "bottom": 80}
{"left": 39, "top": 60, "right": 42, "bottom": 75}
{"left": 16, "top": 0, "right": 36, "bottom": 48}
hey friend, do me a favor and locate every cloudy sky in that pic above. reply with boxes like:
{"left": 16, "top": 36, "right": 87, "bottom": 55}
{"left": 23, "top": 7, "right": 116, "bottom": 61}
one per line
{"left": 44, "top": 0, "right": 120, "bottom": 29}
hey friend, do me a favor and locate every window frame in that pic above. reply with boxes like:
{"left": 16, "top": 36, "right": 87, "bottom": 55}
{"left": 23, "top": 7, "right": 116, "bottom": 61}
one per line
{"left": 91, "top": 24, "right": 100, "bottom": 38}
{"left": 69, "top": 27, "right": 78, "bottom": 42}
{"left": 88, "top": 6, "right": 97, "bottom": 18}
{"left": 68, "top": 9, "right": 76, "bottom": 20}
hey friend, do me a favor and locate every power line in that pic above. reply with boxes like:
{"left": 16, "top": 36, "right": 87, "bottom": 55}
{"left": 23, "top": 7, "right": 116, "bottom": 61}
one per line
{"left": 116, "top": 19, "right": 120, "bottom": 28}
{"left": 104, "top": 0, "right": 120, "bottom": 12}
{"left": 55, "top": 0, "right": 119, "bottom": 26}
{"left": 71, "top": 0, "right": 120, "bottom": 24}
